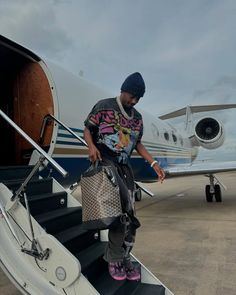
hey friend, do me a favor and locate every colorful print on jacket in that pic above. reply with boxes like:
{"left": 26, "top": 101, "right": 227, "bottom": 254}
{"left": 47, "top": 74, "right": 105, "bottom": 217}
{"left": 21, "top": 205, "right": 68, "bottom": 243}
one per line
{"left": 84, "top": 97, "right": 143, "bottom": 163}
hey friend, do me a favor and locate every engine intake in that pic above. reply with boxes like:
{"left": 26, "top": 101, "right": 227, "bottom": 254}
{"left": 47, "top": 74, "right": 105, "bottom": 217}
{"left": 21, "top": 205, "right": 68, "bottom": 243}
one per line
{"left": 194, "top": 117, "right": 224, "bottom": 149}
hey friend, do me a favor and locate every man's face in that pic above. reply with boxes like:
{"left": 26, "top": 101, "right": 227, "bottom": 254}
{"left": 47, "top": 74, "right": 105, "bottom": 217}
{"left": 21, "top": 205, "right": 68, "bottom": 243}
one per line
{"left": 120, "top": 92, "right": 140, "bottom": 109}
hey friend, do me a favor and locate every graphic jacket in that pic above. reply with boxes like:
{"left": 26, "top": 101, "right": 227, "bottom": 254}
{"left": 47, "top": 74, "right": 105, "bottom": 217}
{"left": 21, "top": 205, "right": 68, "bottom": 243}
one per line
{"left": 84, "top": 97, "right": 143, "bottom": 164}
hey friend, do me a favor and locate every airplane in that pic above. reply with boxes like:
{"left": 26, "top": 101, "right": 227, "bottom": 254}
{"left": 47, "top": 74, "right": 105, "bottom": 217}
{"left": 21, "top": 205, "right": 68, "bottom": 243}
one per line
{"left": 0, "top": 34, "right": 236, "bottom": 295}
{"left": 0, "top": 34, "right": 174, "bottom": 295}
{"left": 1, "top": 34, "right": 236, "bottom": 202}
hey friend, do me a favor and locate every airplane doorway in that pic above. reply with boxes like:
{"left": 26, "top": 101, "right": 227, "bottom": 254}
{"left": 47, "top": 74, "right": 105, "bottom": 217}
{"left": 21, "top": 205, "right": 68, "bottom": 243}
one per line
{"left": 13, "top": 62, "right": 54, "bottom": 164}
{"left": 0, "top": 67, "right": 15, "bottom": 165}
{"left": 0, "top": 46, "right": 54, "bottom": 165}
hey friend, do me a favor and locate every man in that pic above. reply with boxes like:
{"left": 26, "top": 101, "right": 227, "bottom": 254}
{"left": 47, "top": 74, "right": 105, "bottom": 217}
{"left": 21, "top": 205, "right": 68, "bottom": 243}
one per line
{"left": 84, "top": 72, "right": 165, "bottom": 281}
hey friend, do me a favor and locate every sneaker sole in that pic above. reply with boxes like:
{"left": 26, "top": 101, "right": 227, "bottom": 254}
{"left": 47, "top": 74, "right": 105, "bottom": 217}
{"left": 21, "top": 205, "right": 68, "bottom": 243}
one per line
{"left": 126, "top": 275, "right": 141, "bottom": 281}
{"left": 110, "top": 275, "right": 127, "bottom": 281}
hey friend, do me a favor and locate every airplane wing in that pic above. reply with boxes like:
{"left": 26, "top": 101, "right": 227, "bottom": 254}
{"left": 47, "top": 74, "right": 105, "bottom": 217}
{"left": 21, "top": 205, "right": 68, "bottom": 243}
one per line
{"left": 165, "top": 161, "right": 236, "bottom": 176}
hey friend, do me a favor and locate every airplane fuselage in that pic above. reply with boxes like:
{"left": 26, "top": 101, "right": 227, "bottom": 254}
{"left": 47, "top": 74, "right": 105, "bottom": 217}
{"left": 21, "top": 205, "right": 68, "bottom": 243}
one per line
{"left": 43, "top": 61, "right": 197, "bottom": 184}
{"left": 0, "top": 35, "right": 197, "bottom": 185}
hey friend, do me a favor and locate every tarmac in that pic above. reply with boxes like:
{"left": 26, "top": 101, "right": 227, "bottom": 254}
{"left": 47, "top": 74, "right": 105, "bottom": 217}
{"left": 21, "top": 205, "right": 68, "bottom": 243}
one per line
{"left": 1, "top": 171, "right": 236, "bottom": 295}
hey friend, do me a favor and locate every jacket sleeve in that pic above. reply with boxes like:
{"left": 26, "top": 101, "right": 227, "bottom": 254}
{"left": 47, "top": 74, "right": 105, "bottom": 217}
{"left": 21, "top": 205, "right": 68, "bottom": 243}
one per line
{"left": 84, "top": 101, "right": 102, "bottom": 131}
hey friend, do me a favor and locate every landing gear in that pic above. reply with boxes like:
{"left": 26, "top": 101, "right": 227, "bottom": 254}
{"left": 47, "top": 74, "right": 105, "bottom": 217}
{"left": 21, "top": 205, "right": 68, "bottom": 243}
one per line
{"left": 205, "top": 174, "right": 222, "bottom": 202}
{"left": 205, "top": 185, "right": 213, "bottom": 202}
{"left": 135, "top": 187, "right": 142, "bottom": 202}
{"left": 214, "top": 184, "right": 222, "bottom": 202}
{"left": 133, "top": 182, "right": 154, "bottom": 201}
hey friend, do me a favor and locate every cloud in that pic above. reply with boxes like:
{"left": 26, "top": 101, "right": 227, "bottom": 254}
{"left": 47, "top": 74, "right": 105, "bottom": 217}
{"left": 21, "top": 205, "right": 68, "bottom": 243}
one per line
{"left": 0, "top": 0, "right": 73, "bottom": 59}
{"left": 213, "top": 76, "right": 236, "bottom": 89}
{"left": 1, "top": 0, "right": 236, "bottom": 160}
{"left": 193, "top": 75, "right": 236, "bottom": 105}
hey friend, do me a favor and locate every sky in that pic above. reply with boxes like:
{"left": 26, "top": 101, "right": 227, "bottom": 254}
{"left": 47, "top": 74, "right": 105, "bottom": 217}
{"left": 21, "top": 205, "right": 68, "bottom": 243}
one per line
{"left": 0, "top": 0, "right": 236, "bottom": 160}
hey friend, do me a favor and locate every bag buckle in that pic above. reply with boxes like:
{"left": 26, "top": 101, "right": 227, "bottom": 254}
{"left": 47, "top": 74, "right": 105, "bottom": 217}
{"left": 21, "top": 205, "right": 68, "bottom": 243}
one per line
{"left": 120, "top": 213, "right": 130, "bottom": 225}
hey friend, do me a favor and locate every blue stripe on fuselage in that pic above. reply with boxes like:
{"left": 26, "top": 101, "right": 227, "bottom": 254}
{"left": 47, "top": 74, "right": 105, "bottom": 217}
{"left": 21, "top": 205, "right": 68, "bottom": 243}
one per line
{"left": 46, "top": 156, "right": 191, "bottom": 185}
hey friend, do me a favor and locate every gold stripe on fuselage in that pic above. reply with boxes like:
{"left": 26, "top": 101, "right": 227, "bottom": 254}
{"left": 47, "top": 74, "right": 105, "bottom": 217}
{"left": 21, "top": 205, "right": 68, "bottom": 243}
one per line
{"left": 53, "top": 148, "right": 88, "bottom": 155}
{"left": 53, "top": 147, "right": 192, "bottom": 159}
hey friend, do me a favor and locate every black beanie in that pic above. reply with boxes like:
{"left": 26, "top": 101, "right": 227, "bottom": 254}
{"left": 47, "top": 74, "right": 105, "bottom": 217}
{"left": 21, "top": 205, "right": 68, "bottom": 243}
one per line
{"left": 121, "top": 72, "right": 145, "bottom": 98}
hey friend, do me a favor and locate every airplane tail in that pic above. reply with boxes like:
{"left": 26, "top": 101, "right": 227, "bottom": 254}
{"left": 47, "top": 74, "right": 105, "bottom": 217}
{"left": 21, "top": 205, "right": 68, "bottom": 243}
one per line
{"left": 159, "top": 104, "right": 236, "bottom": 135}
{"left": 159, "top": 104, "right": 236, "bottom": 120}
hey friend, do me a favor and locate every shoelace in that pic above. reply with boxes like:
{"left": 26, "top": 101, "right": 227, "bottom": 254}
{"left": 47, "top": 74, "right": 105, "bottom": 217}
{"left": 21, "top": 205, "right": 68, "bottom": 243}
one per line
{"left": 110, "top": 262, "right": 125, "bottom": 273}
{"left": 126, "top": 267, "right": 136, "bottom": 274}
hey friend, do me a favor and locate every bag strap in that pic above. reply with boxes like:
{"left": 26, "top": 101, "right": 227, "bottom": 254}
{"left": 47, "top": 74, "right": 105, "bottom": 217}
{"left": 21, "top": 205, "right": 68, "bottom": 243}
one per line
{"left": 93, "top": 159, "right": 100, "bottom": 169}
{"left": 87, "top": 159, "right": 100, "bottom": 171}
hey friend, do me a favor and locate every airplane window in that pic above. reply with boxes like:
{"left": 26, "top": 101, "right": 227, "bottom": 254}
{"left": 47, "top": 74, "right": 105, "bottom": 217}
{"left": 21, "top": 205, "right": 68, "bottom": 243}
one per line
{"left": 164, "top": 132, "right": 169, "bottom": 141}
{"left": 172, "top": 133, "right": 177, "bottom": 143}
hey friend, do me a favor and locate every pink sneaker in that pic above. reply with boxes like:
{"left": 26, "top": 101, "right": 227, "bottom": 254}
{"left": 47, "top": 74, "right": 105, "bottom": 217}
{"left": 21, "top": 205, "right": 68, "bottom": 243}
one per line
{"left": 124, "top": 260, "right": 141, "bottom": 281}
{"left": 108, "top": 262, "right": 126, "bottom": 281}
{"left": 126, "top": 267, "right": 141, "bottom": 281}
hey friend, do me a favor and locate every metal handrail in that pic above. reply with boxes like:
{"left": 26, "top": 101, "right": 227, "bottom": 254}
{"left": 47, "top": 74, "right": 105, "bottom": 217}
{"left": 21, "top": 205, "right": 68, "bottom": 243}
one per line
{"left": 40, "top": 114, "right": 88, "bottom": 147}
{"left": 0, "top": 109, "right": 67, "bottom": 177}
{"left": 0, "top": 109, "right": 67, "bottom": 261}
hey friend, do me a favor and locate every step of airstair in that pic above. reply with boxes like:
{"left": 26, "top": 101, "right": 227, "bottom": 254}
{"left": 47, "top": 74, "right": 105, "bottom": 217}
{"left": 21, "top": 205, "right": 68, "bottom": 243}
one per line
{"left": 35, "top": 207, "right": 82, "bottom": 234}
{"left": 20, "top": 191, "right": 68, "bottom": 215}
{"left": 0, "top": 165, "right": 170, "bottom": 295}
{"left": 0, "top": 165, "right": 38, "bottom": 182}
{"left": 54, "top": 223, "right": 99, "bottom": 253}
{"left": 4, "top": 178, "right": 53, "bottom": 196}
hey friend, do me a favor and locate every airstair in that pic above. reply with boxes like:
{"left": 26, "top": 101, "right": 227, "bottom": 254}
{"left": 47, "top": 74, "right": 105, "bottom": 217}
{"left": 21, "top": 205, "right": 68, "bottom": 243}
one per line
{"left": 0, "top": 110, "right": 174, "bottom": 295}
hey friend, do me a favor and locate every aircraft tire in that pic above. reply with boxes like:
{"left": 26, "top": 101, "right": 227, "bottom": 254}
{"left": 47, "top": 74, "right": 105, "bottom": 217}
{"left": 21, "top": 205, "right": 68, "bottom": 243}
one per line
{"left": 135, "top": 188, "right": 142, "bottom": 202}
{"left": 214, "top": 184, "right": 222, "bottom": 202}
{"left": 205, "top": 185, "right": 213, "bottom": 202}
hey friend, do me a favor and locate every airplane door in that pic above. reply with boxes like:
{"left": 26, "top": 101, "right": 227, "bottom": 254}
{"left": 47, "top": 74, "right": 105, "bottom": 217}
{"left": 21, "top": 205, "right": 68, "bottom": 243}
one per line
{"left": 13, "top": 62, "right": 54, "bottom": 164}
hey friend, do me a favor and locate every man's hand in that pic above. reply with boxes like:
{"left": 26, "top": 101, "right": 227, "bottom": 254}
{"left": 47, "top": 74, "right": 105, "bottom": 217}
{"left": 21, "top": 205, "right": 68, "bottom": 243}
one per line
{"left": 135, "top": 143, "right": 166, "bottom": 183}
{"left": 88, "top": 144, "right": 102, "bottom": 163}
{"left": 84, "top": 127, "right": 102, "bottom": 163}
{"left": 153, "top": 164, "right": 165, "bottom": 183}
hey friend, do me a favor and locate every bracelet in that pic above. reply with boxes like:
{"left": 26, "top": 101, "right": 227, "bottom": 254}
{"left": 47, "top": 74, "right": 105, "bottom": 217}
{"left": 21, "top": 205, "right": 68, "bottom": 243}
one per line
{"left": 150, "top": 160, "right": 158, "bottom": 168}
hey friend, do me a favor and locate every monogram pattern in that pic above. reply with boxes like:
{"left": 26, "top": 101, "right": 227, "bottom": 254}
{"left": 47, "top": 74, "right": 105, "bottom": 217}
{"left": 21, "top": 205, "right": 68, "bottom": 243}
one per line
{"left": 81, "top": 168, "right": 122, "bottom": 223}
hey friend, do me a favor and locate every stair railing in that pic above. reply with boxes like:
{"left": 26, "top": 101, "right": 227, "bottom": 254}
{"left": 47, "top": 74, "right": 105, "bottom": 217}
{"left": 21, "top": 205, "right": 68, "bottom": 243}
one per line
{"left": 40, "top": 114, "right": 89, "bottom": 190}
{"left": 0, "top": 109, "right": 68, "bottom": 201}
{"left": 40, "top": 113, "right": 87, "bottom": 147}
{"left": 0, "top": 110, "right": 67, "bottom": 179}
{"left": 0, "top": 109, "right": 67, "bottom": 260}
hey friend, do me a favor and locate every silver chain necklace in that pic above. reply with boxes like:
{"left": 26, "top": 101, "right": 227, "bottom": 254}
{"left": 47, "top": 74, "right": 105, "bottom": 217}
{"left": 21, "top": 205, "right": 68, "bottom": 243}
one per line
{"left": 116, "top": 96, "right": 134, "bottom": 120}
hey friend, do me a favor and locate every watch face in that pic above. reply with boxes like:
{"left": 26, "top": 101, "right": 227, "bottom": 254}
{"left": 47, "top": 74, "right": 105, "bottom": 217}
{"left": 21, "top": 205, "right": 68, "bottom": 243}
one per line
{"left": 55, "top": 266, "right": 66, "bottom": 281}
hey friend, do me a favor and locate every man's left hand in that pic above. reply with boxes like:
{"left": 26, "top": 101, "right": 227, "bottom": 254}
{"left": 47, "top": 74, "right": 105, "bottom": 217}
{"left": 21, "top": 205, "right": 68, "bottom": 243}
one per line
{"left": 153, "top": 165, "right": 165, "bottom": 183}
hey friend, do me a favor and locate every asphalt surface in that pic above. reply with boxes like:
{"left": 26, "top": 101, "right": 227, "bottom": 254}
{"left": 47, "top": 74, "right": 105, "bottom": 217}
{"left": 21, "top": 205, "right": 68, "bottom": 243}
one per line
{"left": 1, "top": 172, "right": 236, "bottom": 295}
{"left": 134, "top": 172, "right": 236, "bottom": 295}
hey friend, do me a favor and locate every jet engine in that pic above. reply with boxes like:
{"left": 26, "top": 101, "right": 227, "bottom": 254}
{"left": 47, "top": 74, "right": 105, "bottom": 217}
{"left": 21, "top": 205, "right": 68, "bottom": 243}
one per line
{"left": 193, "top": 117, "right": 224, "bottom": 149}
